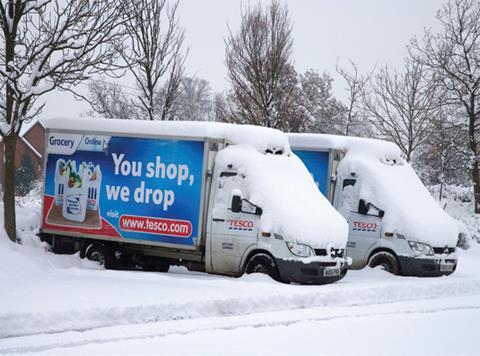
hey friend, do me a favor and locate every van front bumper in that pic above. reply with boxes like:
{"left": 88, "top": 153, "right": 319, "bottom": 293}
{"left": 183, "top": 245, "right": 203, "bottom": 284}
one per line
{"left": 397, "top": 255, "right": 457, "bottom": 277}
{"left": 276, "top": 259, "right": 348, "bottom": 285}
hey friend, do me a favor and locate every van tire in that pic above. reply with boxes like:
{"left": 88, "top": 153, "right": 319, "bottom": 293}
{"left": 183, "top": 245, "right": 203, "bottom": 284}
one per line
{"left": 85, "top": 243, "right": 113, "bottom": 269}
{"left": 368, "top": 251, "right": 400, "bottom": 275}
{"left": 245, "top": 253, "right": 281, "bottom": 282}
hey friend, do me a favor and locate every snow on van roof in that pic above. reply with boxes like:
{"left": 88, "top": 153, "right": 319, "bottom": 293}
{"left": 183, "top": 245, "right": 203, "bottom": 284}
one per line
{"left": 288, "top": 133, "right": 459, "bottom": 246}
{"left": 288, "top": 133, "right": 402, "bottom": 160}
{"left": 215, "top": 144, "right": 348, "bottom": 249}
{"left": 45, "top": 117, "right": 289, "bottom": 154}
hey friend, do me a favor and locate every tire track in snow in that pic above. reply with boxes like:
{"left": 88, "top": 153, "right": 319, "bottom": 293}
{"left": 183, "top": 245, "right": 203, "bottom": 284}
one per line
{"left": 1, "top": 276, "right": 479, "bottom": 340}
{"left": 1, "top": 299, "right": 479, "bottom": 354}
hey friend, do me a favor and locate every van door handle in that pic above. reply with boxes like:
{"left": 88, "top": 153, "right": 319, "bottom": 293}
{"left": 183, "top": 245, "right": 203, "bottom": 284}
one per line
{"left": 213, "top": 218, "right": 225, "bottom": 222}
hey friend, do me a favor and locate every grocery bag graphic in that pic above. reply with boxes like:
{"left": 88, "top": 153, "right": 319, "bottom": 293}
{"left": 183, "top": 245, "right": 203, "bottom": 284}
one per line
{"left": 62, "top": 162, "right": 89, "bottom": 222}
{"left": 50, "top": 158, "right": 103, "bottom": 225}
{"left": 54, "top": 160, "right": 76, "bottom": 205}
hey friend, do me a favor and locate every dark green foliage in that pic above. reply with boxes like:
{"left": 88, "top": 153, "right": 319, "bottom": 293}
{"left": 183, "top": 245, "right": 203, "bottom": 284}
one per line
{"left": 15, "top": 154, "right": 36, "bottom": 196}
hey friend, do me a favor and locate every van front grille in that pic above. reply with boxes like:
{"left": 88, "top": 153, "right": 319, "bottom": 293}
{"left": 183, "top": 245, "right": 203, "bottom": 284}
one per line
{"left": 433, "top": 247, "right": 456, "bottom": 254}
{"left": 314, "top": 248, "right": 344, "bottom": 258}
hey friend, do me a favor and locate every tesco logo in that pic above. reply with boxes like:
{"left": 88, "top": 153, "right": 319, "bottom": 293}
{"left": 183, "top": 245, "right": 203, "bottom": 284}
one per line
{"left": 228, "top": 219, "right": 254, "bottom": 229}
{"left": 352, "top": 221, "right": 378, "bottom": 230}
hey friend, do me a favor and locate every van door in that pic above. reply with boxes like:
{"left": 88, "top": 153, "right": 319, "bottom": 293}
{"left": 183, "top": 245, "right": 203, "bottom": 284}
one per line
{"left": 335, "top": 177, "right": 382, "bottom": 268}
{"left": 210, "top": 171, "right": 260, "bottom": 274}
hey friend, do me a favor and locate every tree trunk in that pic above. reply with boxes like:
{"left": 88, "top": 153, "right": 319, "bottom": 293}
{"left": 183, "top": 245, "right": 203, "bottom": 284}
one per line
{"left": 3, "top": 134, "right": 17, "bottom": 242}
{"left": 472, "top": 159, "right": 480, "bottom": 214}
{"left": 439, "top": 155, "right": 445, "bottom": 202}
{"left": 467, "top": 105, "right": 480, "bottom": 213}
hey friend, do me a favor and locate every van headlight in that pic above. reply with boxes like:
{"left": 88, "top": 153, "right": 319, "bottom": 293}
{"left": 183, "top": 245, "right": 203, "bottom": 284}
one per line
{"left": 408, "top": 241, "right": 434, "bottom": 256}
{"left": 286, "top": 241, "right": 314, "bottom": 257}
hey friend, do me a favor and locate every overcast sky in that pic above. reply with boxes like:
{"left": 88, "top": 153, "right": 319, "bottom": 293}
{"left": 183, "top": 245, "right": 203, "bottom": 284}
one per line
{"left": 43, "top": 0, "right": 447, "bottom": 119}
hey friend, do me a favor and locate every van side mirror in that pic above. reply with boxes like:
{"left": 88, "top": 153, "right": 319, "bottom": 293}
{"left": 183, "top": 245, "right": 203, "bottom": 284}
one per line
{"left": 231, "top": 195, "right": 242, "bottom": 213}
{"left": 358, "top": 199, "right": 369, "bottom": 215}
{"left": 358, "top": 199, "right": 385, "bottom": 217}
{"left": 255, "top": 206, "right": 263, "bottom": 216}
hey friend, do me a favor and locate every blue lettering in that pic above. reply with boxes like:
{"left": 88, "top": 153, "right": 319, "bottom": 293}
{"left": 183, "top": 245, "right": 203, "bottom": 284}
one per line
{"left": 49, "top": 136, "right": 75, "bottom": 148}
{"left": 85, "top": 137, "right": 102, "bottom": 146}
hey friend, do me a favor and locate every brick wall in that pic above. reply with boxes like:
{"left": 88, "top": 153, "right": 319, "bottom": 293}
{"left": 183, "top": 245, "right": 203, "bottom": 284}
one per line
{"left": 0, "top": 122, "right": 45, "bottom": 187}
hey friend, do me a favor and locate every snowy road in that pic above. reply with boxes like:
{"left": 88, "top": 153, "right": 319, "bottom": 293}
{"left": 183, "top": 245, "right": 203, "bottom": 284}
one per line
{"left": 1, "top": 238, "right": 480, "bottom": 355}
{"left": 2, "top": 295, "right": 479, "bottom": 355}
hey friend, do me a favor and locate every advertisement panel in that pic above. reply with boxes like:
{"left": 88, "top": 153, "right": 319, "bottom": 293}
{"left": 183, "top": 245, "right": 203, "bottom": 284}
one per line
{"left": 42, "top": 132, "right": 205, "bottom": 246}
{"left": 293, "top": 150, "right": 330, "bottom": 197}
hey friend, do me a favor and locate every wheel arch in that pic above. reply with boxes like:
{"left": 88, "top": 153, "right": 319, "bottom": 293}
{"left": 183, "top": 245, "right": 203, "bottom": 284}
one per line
{"left": 368, "top": 247, "right": 402, "bottom": 274}
{"left": 240, "top": 249, "right": 276, "bottom": 274}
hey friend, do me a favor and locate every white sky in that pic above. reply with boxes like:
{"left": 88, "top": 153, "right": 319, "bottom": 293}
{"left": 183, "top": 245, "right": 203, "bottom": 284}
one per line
{"left": 43, "top": 0, "right": 446, "bottom": 118}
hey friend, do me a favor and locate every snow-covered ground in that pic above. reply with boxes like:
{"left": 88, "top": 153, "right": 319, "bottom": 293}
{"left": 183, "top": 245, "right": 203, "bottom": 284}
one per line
{"left": 1, "top": 186, "right": 480, "bottom": 355}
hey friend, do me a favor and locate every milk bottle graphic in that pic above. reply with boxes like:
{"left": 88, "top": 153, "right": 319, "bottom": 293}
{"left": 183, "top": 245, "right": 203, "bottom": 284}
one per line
{"left": 87, "top": 164, "right": 102, "bottom": 211}
{"left": 54, "top": 160, "right": 76, "bottom": 206}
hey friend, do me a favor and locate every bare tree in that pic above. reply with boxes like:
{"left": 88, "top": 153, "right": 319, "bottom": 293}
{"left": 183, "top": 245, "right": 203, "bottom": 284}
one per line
{"left": 213, "top": 92, "right": 229, "bottom": 122}
{"left": 363, "top": 59, "right": 442, "bottom": 162}
{"left": 415, "top": 106, "right": 468, "bottom": 199}
{"left": 336, "top": 60, "right": 373, "bottom": 137}
{"left": 86, "top": 79, "right": 137, "bottom": 120}
{"left": 298, "top": 69, "right": 345, "bottom": 134}
{"left": 115, "top": 0, "right": 186, "bottom": 121}
{"left": 0, "top": 0, "right": 127, "bottom": 242}
{"left": 224, "top": 1, "right": 297, "bottom": 130}
{"left": 87, "top": 75, "right": 215, "bottom": 121}
{"left": 168, "top": 77, "right": 214, "bottom": 121}
{"left": 411, "top": 0, "right": 480, "bottom": 212}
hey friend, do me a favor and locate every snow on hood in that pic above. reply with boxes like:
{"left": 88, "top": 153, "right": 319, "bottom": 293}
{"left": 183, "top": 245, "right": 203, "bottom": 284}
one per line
{"left": 45, "top": 117, "right": 289, "bottom": 155}
{"left": 289, "top": 133, "right": 459, "bottom": 247}
{"left": 215, "top": 145, "right": 348, "bottom": 249}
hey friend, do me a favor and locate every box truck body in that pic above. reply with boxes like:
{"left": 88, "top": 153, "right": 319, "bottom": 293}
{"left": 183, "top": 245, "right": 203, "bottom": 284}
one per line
{"left": 40, "top": 118, "right": 349, "bottom": 284}
{"left": 289, "top": 133, "right": 459, "bottom": 277}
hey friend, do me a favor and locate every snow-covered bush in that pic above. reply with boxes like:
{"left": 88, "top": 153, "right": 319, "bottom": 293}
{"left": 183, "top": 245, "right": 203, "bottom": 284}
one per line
{"left": 428, "top": 184, "right": 480, "bottom": 247}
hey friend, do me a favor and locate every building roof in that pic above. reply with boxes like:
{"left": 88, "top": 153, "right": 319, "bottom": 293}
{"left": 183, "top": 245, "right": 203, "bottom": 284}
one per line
{"left": 20, "top": 117, "right": 46, "bottom": 138}
{"left": 20, "top": 137, "right": 41, "bottom": 158}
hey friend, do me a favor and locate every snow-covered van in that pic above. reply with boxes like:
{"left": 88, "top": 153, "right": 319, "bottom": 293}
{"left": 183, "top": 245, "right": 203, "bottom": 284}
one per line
{"left": 288, "top": 134, "right": 459, "bottom": 277}
{"left": 39, "top": 118, "right": 349, "bottom": 284}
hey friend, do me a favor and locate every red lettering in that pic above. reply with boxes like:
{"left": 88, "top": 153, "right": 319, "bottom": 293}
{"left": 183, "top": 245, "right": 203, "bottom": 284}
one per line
{"left": 228, "top": 219, "right": 254, "bottom": 228}
{"left": 352, "top": 221, "right": 377, "bottom": 230}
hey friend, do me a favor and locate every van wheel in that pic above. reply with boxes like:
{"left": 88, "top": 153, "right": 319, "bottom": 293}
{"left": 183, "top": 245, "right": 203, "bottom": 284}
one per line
{"left": 245, "top": 253, "right": 282, "bottom": 282}
{"left": 368, "top": 251, "right": 400, "bottom": 275}
{"left": 85, "top": 243, "right": 113, "bottom": 269}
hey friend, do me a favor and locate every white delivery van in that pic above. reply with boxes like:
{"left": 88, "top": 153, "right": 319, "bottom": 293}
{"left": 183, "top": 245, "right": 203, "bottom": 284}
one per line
{"left": 289, "top": 133, "right": 460, "bottom": 277}
{"left": 39, "top": 118, "right": 349, "bottom": 284}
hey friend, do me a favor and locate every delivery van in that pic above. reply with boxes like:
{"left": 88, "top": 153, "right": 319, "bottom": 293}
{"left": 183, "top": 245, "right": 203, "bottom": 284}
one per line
{"left": 289, "top": 133, "right": 460, "bottom": 277}
{"left": 39, "top": 118, "right": 349, "bottom": 284}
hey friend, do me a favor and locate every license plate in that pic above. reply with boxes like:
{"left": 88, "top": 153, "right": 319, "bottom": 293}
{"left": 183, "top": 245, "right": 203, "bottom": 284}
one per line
{"left": 323, "top": 267, "right": 340, "bottom": 277}
{"left": 440, "top": 263, "right": 454, "bottom": 272}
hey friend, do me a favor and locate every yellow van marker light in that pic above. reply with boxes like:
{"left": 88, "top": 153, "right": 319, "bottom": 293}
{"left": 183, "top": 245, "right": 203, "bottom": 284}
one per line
{"left": 384, "top": 232, "right": 394, "bottom": 237}
{"left": 261, "top": 231, "right": 271, "bottom": 237}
